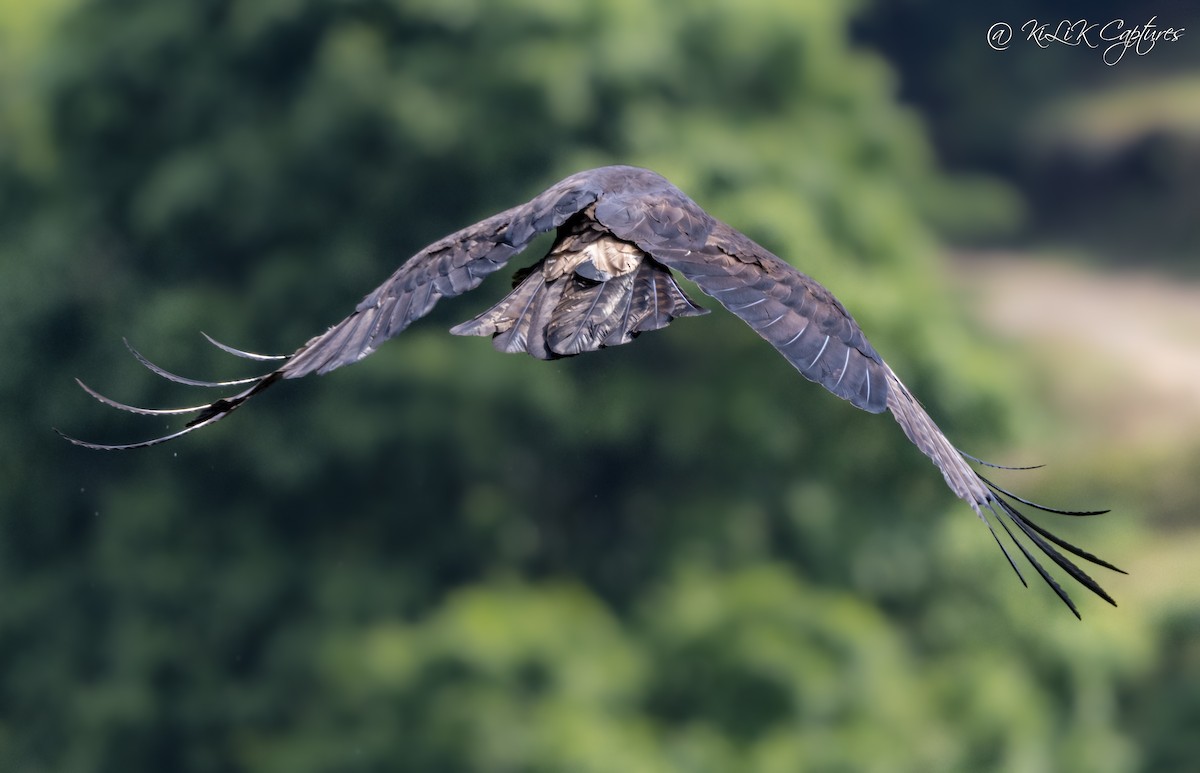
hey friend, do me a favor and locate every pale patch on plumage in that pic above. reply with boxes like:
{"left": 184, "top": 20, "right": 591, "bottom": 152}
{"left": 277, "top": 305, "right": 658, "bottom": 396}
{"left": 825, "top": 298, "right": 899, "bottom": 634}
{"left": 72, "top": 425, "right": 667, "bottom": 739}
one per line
{"left": 546, "top": 233, "right": 644, "bottom": 281}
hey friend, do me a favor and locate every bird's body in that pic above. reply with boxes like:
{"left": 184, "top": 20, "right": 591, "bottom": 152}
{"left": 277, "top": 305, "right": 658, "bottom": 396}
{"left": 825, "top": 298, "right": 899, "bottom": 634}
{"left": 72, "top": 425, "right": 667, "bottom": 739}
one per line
{"left": 62, "top": 165, "right": 1122, "bottom": 616}
{"left": 448, "top": 204, "right": 709, "bottom": 358}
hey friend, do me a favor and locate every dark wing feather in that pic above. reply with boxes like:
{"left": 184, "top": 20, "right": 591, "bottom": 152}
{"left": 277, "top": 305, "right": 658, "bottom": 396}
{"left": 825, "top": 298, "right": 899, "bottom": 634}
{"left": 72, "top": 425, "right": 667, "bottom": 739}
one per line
{"left": 885, "top": 369, "right": 1121, "bottom": 617}
{"left": 597, "top": 192, "right": 889, "bottom": 413}
{"left": 592, "top": 173, "right": 1119, "bottom": 616}
{"left": 282, "top": 172, "right": 605, "bottom": 377}
{"left": 62, "top": 170, "right": 607, "bottom": 448}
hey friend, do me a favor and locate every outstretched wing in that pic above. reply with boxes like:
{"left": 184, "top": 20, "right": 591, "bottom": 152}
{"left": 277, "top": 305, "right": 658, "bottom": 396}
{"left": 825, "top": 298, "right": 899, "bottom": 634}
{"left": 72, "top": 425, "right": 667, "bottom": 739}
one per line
{"left": 595, "top": 191, "right": 889, "bottom": 413}
{"left": 593, "top": 180, "right": 1121, "bottom": 617}
{"left": 674, "top": 222, "right": 889, "bottom": 413}
{"left": 284, "top": 172, "right": 606, "bottom": 377}
{"left": 59, "top": 170, "right": 608, "bottom": 449}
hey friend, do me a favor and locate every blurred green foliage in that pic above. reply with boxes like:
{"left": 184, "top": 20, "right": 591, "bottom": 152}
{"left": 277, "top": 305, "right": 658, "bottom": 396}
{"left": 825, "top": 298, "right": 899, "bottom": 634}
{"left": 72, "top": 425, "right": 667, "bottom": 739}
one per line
{"left": 0, "top": 0, "right": 1180, "bottom": 771}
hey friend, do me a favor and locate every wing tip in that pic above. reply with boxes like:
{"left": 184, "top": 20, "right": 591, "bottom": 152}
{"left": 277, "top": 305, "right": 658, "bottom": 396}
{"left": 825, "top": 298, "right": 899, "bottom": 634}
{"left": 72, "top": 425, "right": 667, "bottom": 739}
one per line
{"left": 979, "top": 479, "right": 1121, "bottom": 616}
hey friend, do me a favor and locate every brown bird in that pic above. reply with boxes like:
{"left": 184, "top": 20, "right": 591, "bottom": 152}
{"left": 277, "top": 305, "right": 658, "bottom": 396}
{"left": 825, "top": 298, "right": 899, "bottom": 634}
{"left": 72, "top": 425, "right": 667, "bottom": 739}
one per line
{"left": 60, "top": 165, "right": 1122, "bottom": 616}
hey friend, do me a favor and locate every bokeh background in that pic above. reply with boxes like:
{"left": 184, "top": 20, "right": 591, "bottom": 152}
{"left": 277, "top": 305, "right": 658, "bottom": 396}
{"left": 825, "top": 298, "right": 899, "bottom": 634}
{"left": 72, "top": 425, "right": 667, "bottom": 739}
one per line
{"left": 3, "top": 1, "right": 1199, "bottom": 770}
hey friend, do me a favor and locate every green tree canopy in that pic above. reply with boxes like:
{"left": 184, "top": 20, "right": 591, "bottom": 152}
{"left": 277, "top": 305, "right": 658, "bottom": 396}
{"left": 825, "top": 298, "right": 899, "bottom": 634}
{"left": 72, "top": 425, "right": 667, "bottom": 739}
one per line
{"left": 0, "top": 1, "right": 1151, "bottom": 771}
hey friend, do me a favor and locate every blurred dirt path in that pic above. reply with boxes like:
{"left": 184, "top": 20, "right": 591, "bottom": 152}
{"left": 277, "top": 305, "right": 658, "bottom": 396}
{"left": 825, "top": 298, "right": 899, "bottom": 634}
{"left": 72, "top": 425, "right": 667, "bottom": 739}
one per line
{"left": 951, "top": 253, "right": 1200, "bottom": 606}
{"left": 950, "top": 252, "right": 1200, "bottom": 447}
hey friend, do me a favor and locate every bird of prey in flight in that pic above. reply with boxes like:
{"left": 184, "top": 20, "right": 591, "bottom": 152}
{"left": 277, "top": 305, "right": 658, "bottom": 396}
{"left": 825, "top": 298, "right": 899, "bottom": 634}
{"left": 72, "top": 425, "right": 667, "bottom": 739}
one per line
{"left": 61, "top": 165, "right": 1121, "bottom": 616}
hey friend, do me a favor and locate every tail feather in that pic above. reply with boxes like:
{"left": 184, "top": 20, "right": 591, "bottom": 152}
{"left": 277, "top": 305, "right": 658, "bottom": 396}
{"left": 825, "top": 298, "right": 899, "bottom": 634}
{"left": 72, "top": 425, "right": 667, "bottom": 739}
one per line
{"left": 449, "top": 264, "right": 553, "bottom": 356}
{"left": 546, "top": 272, "right": 638, "bottom": 355}
{"left": 452, "top": 257, "right": 707, "bottom": 358}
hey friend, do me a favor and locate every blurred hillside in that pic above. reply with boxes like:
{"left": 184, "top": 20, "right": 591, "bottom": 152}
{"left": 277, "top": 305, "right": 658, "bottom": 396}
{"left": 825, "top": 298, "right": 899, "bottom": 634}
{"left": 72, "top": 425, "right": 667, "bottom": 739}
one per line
{"left": 858, "top": 1, "right": 1200, "bottom": 267}
{"left": 1, "top": 1, "right": 1195, "bottom": 772}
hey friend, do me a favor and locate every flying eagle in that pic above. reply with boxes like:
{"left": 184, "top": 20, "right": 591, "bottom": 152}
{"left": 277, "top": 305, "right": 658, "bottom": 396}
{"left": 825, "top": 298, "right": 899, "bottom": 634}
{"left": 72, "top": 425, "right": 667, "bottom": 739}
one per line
{"left": 61, "top": 165, "right": 1121, "bottom": 616}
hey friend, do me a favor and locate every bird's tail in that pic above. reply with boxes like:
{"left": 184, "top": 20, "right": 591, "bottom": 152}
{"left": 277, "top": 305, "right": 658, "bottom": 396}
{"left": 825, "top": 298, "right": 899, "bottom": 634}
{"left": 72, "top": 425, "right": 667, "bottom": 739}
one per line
{"left": 450, "top": 258, "right": 706, "bottom": 358}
